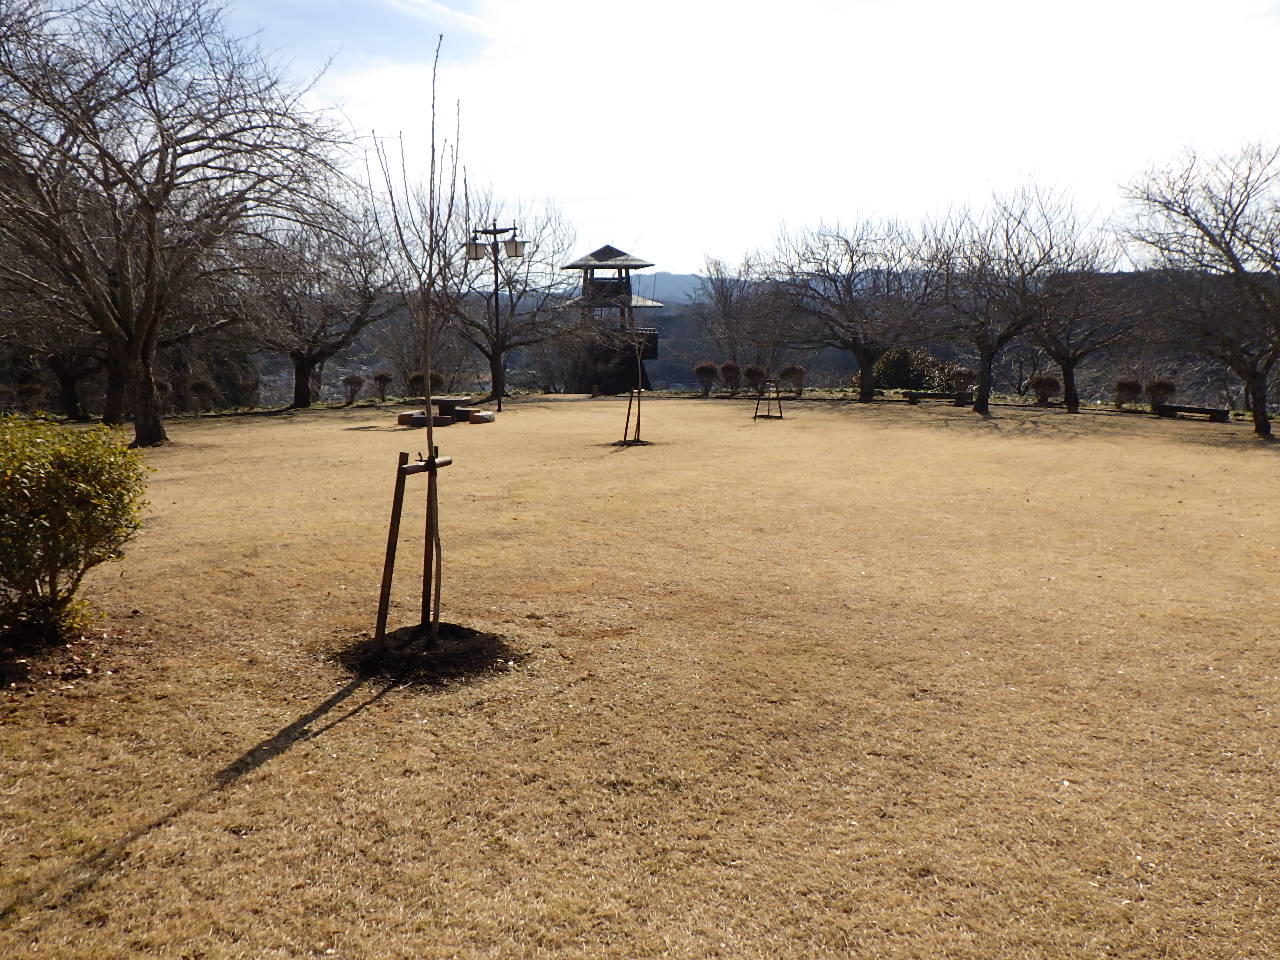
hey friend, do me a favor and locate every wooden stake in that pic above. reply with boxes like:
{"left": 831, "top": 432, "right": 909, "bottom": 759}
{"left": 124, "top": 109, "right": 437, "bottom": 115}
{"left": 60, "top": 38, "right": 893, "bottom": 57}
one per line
{"left": 374, "top": 451, "right": 410, "bottom": 648}
{"left": 621, "top": 386, "right": 635, "bottom": 444}
{"left": 633, "top": 341, "right": 643, "bottom": 443}
{"left": 421, "top": 445, "right": 437, "bottom": 637}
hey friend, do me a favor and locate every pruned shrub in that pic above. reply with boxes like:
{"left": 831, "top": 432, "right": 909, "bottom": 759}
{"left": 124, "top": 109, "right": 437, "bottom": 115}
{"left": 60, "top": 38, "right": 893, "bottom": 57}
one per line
{"left": 373, "top": 371, "right": 394, "bottom": 403}
{"left": 743, "top": 363, "right": 767, "bottom": 397}
{"left": 408, "top": 371, "right": 444, "bottom": 398}
{"left": 189, "top": 380, "right": 214, "bottom": 412}
{"left": 341, "top": 373, "right": 365, "bottom": 406}
{"left": 1114, "top": 379, "right": 1142, "bottom": 408}
{"left": 236, "top": 379, "right": 261, "bottom": 409}
{"left": 1146, "top": 378, "right": 1176, "bottom": 409}
{"left": 1, "top": 416, "right": 146, "bottom": 642}
{"left": 720, "top": 361, "right": 741, "bottom": 396}
{"left": 779, "top": 364, "right": 805, "bottom": 397}
{"left": 693, "top": 362, "right": 718, "bottom": 397}
{"left": 1028, "top": 373, "right": 1060, "bottom": 406}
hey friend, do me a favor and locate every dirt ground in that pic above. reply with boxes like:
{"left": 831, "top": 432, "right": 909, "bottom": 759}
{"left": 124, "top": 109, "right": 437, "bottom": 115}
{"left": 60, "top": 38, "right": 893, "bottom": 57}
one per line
{"left": 2, "top": 396, "right": 1278, "bottom": 959}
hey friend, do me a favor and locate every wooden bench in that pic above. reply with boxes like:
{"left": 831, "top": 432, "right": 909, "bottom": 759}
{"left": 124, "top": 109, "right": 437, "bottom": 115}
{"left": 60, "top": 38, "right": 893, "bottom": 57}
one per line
{"left": 1155, "top": 404, "right": 1230, "bottom": 423}
{"left": 903, "top": 390, "right": 973, "bottom": 406}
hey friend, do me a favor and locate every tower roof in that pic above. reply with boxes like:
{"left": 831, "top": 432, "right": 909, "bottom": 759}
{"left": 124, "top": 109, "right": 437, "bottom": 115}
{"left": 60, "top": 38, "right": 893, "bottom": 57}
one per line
{"left": 562, "top": 244, "right": 654, "bottom": 270}
{"left": 560, "top": 293, "right": 664, "bottom": 311}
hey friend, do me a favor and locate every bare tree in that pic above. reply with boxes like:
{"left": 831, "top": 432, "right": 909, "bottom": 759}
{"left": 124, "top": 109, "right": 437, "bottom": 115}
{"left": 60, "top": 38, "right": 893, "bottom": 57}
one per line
{"left": 1029, "top": 262, "right": 1140, "bottom": 413}
{"left": 772, "top": 221, "right": 936, "bottom": 401}
{"left": 991, "top": 339, "right": 1050, "bottom": 397}
{"left": 0, "top": 257, "right": 103, "bottom": 420}
{"left": 689, "top": 256, "right": 791, "bottom": 371}
{"left": 926, "top": 189, "right": 1091, "bottom": 415}
{"left": 454, "top": 198, "right": 577, "bottom": 402}
{"left": 365, "top": 309, "right": 481, "bottom": 395}
{"left": 0, "top": 0, "right": 343, "bottom": 444}
{"left": 247, "top": 208, "right": 397, "bottom": 408}
{"left": 370, "top": 38, "right": 471, "bottom": 647}
{"left": 1127, "top": 144, "right": 1280, "bottom": 436}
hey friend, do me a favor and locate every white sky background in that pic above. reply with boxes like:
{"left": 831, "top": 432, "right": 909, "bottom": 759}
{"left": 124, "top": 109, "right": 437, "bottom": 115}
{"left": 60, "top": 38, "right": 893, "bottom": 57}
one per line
{"left": 229, "top": 0, "right": 1280, "bottom": 275}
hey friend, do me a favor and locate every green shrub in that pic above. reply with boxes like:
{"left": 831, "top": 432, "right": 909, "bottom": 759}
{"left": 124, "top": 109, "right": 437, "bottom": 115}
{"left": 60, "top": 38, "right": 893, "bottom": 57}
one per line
{"left": 951, "top": 366, "right": 977, "bottom": 391}
{"left": 863, "top": 348, "right": 954, "bottom": 391}
{"left": 1, "top": 416, "right": 147, "bottom": 641}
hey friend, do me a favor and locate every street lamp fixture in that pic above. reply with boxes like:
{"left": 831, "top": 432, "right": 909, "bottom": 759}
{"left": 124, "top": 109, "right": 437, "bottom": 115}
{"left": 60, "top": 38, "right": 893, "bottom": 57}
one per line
{"left": 465, "top": 221, "right": 524, "bottom": 412}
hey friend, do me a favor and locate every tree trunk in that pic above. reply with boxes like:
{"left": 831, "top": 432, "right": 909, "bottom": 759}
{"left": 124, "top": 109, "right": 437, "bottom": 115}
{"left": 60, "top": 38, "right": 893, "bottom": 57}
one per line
{"left": 487, "top": 351, "right": 506, "bottom": 402}
{"left": 309, "top": 361, "right": 325, "bottom": 405}
{"left": 1245, "top": 371, "right": 1272, "bottom": 437}
{"left": 1060, "top": 358, "right": 1080, "bottom": 414}
{"left": 46, "top": 354, "right": 91, "bottom": 421}
{"left": 129, "top": 351, "right": 168, "bottom": 446}
{"left": 102, "top": 346, "right": 129, "bottom": 426}
{"left": 854, "top": 346, "right": 882, "bottom": 402}
{"left": 973, "top": 349, "right": 995, "bottom": 415}
{"left": 290, "top": 353, "right": 318, "bottom": 408}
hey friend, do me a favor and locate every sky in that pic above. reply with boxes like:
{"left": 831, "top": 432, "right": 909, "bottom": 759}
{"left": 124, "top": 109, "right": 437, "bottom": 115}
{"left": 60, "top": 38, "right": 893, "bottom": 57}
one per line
{"left": 226, "top": 0, "right": 1280, "bottom": 275}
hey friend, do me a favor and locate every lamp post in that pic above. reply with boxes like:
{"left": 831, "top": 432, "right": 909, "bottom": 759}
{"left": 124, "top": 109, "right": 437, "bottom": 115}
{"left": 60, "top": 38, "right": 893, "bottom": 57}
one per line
{"left": 465, "top": 221, "right": 526, "bottom": 412}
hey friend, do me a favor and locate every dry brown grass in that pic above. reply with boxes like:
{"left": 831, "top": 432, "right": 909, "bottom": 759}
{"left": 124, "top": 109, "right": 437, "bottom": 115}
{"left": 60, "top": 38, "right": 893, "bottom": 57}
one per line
{"left": 2, "top": 397, "right": 1278, "bottom": 959}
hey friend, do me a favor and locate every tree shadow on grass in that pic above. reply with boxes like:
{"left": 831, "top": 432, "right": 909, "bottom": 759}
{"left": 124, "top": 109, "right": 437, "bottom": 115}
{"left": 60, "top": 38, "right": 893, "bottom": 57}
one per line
{"left": 159, "top": 401, "right": 422, "bottom": 427}
{"left": 823, "top": 399, "right": 1280, "bottom": 452}
{"left": 0, "top": 621, "right": 517, "bottom": 932}
{"left": 0, "top": 627, "right": 62, "bottom": 689}
{"left": 341, "top": 423, "right": 414, "bottom": 432}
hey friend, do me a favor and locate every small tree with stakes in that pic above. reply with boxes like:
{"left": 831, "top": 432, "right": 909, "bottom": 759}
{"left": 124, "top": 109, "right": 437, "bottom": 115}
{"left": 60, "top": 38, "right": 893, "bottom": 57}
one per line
{"left": 369, "top": 37, "right": 463, "bottom": 651}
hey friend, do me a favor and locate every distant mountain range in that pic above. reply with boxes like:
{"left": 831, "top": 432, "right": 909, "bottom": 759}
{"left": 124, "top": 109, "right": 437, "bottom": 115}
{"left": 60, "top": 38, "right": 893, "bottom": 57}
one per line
{"left": 625, "top": 271, "right": 703, "bottom": 306}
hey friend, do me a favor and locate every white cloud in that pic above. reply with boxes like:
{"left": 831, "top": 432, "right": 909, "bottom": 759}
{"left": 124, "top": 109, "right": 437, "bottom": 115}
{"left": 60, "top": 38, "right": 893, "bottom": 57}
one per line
{"left": 316, "top": 0, "right": 1280, "bottom": 272}
{"left": 379, "top": 0, "right": 491, "bottom": 34}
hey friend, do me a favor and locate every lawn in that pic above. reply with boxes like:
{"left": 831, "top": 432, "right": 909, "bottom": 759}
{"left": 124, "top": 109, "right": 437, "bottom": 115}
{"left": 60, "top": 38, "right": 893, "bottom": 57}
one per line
{"left": 2, "top": 396, "right": 1278, "bottom": 959}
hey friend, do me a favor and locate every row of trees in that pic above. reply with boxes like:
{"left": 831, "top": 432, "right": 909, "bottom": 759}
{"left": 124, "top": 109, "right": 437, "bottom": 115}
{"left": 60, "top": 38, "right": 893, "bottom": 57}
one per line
{"left": 0, "top": 0, "right": 582, "bottom": 445}
{"left": 686, "top": 148, "right": 1280, "bottom": 436}
{"left": 3, "top": 1, "right": 1276, "bottom": 440}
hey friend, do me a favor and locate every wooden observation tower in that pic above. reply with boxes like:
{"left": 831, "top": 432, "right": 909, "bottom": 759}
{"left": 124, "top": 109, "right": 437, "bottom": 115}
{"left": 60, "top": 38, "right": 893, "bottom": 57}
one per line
{"left": 562, "top": 244, "right": 663, "bottom": 445}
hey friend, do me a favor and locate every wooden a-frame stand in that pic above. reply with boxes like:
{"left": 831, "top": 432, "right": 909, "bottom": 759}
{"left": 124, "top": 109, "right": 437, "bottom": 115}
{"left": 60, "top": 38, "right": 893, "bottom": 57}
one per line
{"left": 374, "top": 448, "right": 452, "bottom": 649}
{"left": 754, "top": 379, "right": 784, "bottom": 420}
